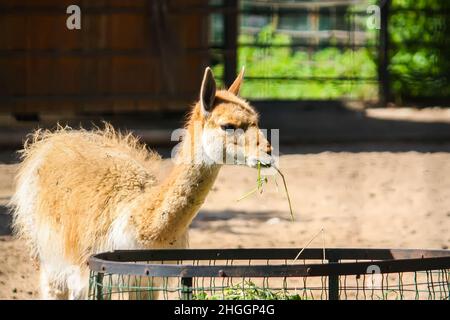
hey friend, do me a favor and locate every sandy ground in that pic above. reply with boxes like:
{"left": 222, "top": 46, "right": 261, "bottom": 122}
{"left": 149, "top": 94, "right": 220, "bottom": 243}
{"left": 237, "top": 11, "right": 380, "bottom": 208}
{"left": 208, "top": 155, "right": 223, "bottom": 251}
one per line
{"left": 0, "top": 146, "right": 449, "bottom": 299}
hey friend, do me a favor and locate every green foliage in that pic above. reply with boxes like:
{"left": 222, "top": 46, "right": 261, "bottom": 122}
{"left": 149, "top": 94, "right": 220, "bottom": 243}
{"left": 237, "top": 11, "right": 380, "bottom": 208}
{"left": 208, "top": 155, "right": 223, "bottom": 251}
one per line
{"left": 211, "top": 1, "right": 450, "bottom": 101}
{"left": 193, "top": 281, "right": 303, "bottom": 300}
{"left": 213, "top": 25, "right": 377, "bottom": 100}
{"left": 389, "top": 0, "right": 450, "bottom": 99}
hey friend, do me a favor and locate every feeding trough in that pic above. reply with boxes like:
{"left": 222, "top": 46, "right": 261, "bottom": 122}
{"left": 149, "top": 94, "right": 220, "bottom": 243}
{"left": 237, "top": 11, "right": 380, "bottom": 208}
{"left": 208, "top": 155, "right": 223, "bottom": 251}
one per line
{"left": 88, "top": 248, "right": 450, "bottom": 300}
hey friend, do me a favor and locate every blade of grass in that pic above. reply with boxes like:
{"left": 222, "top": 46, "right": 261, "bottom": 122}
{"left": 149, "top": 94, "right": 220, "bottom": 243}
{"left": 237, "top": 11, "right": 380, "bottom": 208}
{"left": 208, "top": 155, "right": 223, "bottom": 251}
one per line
{"left": 274, "top": 166, "right": 295, "bottom": 222}
{"left": 238, "top": 161, "right": 267, "bottom": 201}
{"left": 291, "top": 227, "right": 324, "bottom": 264}
{"left": 237, "top": 162, "right": 294, "bottom": 222}
{"left": 237, "top": 186, "right": 259, "bottom": 201}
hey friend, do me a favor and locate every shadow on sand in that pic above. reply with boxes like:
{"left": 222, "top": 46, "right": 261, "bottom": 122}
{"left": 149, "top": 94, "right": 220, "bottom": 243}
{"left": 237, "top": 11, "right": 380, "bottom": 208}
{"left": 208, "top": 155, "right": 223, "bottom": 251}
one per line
{"left": 2, "top": 103, "right": 450, "bottom": 154}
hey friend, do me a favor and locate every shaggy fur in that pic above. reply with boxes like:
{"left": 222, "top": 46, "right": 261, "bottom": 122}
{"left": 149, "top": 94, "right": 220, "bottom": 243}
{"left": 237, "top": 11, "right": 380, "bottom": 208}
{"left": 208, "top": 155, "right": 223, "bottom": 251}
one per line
{"left": 9, "top": 67, "right": 272, "bottom": 299}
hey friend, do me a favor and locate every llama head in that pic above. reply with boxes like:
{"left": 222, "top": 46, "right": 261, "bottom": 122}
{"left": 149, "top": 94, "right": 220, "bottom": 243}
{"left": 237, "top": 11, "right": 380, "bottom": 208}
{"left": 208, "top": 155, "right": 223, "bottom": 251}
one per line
{"left": 184, "top": 67, "right": 273, "bottom": 168}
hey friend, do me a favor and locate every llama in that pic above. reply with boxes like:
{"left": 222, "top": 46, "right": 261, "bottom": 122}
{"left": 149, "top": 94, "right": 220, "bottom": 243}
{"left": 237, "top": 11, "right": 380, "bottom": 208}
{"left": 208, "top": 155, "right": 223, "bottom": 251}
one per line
{"left": 9, "top": 67, "right": 273, "bottom": 299}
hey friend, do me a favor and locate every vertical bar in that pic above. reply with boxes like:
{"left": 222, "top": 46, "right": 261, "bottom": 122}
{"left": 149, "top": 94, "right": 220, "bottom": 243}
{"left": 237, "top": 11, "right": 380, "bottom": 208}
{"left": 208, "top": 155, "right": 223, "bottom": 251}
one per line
{"left": 181, "top": 277, "right": 193, "bottom": 300}
{"left": 223, "top": 0, "right": 238, "bottom": 86}
{"left": 328, "top": 259, "right": 339, "bottom": 300}
{"left": 95, "top": 273, "right": 104, "bottom": 300}
{"left": 379, "top": 0, "right": 391, "bottom": 105}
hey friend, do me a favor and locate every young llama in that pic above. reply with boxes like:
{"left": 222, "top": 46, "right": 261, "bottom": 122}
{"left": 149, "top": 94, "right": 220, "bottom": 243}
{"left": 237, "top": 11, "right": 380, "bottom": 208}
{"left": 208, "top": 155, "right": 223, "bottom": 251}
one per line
{"left": 10, "top": 67, "right": 273, "bottom": 299}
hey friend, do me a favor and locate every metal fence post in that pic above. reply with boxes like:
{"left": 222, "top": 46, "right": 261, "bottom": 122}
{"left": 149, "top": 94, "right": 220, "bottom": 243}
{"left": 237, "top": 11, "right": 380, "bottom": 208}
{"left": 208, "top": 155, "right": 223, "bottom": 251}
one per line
{"left": 328, "top": 259, "right": 339, "bottom": 300}
{"left": 181, "top": 277, "right": 193, "bottom": 300}
{"left": 95, "top": 273, "right": 104, "bottom": 300}
{"left": 223, "top": 0, "right": 238, "bottom": 87}
{"left": 379, "top": 0, "right": 391, "bottom": 105}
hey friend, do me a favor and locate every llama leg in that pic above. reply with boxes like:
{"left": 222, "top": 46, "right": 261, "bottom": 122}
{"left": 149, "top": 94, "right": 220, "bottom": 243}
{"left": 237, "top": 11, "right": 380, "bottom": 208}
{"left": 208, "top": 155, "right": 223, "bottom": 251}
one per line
{"left": 67, "top": 267, "right": 88, "bottom": 300}
{"left": 40, "top": 268, "right": 68, "bottom": 300}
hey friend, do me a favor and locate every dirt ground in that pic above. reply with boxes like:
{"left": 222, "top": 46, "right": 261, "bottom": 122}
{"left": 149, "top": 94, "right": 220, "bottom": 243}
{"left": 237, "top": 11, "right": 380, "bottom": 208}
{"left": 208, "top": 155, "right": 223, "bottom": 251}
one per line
{"left": 1, "top": 144, "right": 449, "bottom": 299}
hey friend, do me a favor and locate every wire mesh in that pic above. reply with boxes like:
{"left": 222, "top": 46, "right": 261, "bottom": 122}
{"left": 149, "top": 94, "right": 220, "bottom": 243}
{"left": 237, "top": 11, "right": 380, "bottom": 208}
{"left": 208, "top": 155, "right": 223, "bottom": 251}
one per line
{"left": 88, "top": 248, "right": 450, "bottom": 300}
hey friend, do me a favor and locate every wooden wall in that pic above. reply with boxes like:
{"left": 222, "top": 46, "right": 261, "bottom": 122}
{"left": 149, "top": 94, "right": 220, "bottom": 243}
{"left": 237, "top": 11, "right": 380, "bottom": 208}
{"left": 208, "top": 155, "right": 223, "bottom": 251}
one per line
{"left": 0, "top": 0, "right": 210, "bottom": 114}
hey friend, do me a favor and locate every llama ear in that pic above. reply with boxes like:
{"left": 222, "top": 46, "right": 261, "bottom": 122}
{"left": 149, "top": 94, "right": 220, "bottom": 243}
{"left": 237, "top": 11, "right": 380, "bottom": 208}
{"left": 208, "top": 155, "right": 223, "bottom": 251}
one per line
{"left": 228, "top": 66, "right": 245, "bottom": 95}
{"left": 200, "top": 67, "right": 216, "bottom": 116}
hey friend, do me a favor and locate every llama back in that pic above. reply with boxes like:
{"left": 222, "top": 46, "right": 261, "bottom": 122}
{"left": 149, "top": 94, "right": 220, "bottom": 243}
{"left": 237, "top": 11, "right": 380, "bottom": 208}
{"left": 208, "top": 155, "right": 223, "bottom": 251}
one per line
{"left": 9, "top": 125, "right": 161, "bottom": 264}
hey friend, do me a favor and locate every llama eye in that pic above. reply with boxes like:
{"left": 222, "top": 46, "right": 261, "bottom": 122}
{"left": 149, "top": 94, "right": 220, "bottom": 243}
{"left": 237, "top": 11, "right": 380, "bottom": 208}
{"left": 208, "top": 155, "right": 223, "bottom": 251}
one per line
{"left": 220, "top": 124, "right": 237, "bottom": 131}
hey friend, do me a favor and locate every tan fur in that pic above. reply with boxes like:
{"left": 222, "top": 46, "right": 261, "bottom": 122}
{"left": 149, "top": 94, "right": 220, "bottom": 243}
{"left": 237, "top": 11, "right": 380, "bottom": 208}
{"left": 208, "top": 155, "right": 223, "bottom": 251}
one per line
{"left": 10, "top": 68, "right": 272, "bottom": 299}
{"left": 14, "top": 124, "right": 160, "bottom": 261}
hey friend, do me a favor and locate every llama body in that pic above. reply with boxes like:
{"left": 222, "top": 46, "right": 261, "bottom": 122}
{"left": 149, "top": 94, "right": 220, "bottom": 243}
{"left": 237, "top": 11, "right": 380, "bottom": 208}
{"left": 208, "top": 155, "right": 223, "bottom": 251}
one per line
{"left": 10, "top": 68, "right": 272, "bottom": 299}
{"left": 12, "top": 128, "right": 171, "bottom": 298}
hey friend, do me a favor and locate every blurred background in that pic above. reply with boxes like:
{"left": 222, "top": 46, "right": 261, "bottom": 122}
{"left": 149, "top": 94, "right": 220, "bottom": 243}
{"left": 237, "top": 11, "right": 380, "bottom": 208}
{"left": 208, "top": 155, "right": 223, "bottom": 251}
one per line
{"left": 0, "top": 0, "right": 449, "bottom": 143}
{"left": 0, "top": 0, "right": 450, "bottom": 299}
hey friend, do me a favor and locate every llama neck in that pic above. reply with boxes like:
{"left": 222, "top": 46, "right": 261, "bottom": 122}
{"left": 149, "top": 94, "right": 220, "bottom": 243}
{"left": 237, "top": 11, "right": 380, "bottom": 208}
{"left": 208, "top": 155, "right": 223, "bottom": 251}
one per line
{"left": 133, "top": 122, "right": 221, "bottom": 246}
